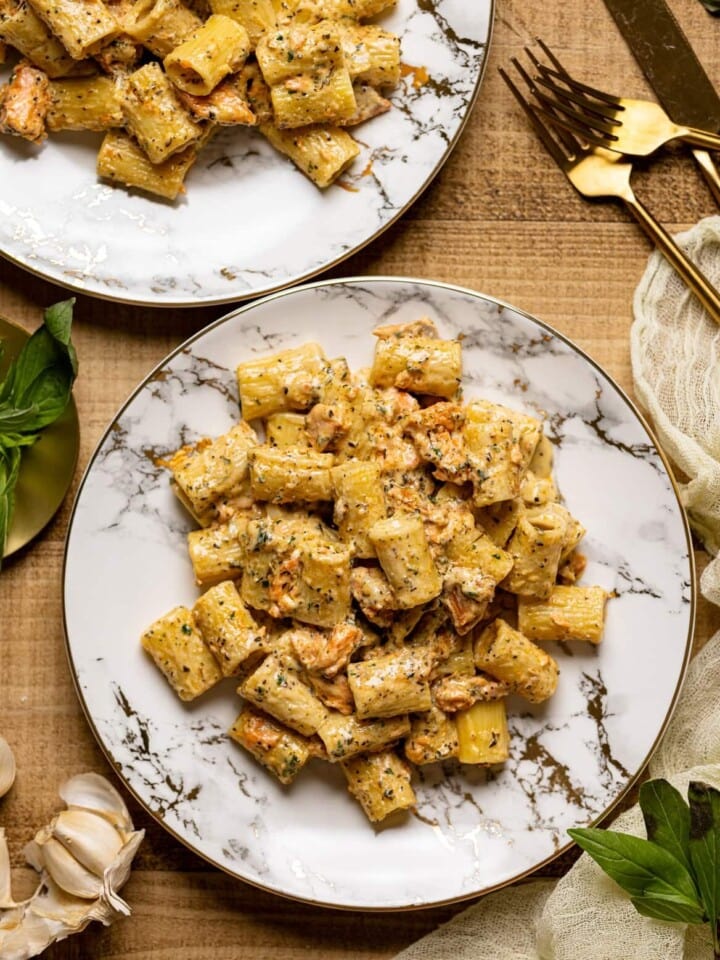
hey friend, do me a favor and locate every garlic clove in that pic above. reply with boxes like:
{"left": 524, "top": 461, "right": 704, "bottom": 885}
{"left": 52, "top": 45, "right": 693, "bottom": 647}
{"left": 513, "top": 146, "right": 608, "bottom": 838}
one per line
{"left": 0, "top": 737, "right": 16, "bottom": 799}
{"left": 51, "top": 810, "right": 123, "bottom": 878}
{"left": 36, "top": 839, "right": 103, "bottom": 900}
{"left": 0, "top": 828, "right": 14, "bottom": 910}
{"left": 59, "top": 774, "right": 132, "bottom": 834}
{"left": 0, "top": 829, "right": 18, "bottom": 911}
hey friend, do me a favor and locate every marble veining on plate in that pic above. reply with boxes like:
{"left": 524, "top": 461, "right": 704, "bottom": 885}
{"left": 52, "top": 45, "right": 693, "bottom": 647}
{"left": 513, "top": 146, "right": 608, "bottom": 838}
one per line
{"left": 63, "top": 279, "right": 692, "bottom": 908}
{"left": 0, "top": 1, "right": 490, "bottom": 306}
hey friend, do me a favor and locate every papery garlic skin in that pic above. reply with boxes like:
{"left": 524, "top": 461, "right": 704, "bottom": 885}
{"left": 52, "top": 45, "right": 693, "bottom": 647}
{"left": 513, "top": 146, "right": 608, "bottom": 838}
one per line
{"left": 0, "top": 772, "right": 144, "bottom": 960}
{"left": 0, "top": 737, "right": 16, "bottom": 799}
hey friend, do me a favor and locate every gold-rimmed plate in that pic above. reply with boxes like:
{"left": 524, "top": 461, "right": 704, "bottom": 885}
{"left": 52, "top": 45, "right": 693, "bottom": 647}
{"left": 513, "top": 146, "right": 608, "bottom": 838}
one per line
{"left": 63, "top": 278, "right": 693, "bottom": 910}
{"left": 0, "top": 2, "right": 493, "bottom": 307}
{"left": 0, "top": 315, "right": 79, "bottom": 558}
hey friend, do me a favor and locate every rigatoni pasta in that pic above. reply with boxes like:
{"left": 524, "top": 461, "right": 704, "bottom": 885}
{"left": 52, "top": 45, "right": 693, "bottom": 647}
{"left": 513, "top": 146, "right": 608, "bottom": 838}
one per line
{"left": 140, "top": 315, "right": 613, "bottom": 824}
{"left": 0, "top": 0, "right": 405, "bottom": 196}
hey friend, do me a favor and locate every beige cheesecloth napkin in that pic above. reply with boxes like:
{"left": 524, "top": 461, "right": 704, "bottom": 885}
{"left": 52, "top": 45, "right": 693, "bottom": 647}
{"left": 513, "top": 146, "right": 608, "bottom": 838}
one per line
{"left": 394, "top": 217, "right": 720, "bottom": 960}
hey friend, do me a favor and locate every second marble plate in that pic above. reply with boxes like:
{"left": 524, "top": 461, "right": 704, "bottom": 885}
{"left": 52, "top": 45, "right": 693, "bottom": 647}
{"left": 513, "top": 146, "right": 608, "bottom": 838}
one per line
{"left": 63, "top": 278, "right": 693, "bottom": 908}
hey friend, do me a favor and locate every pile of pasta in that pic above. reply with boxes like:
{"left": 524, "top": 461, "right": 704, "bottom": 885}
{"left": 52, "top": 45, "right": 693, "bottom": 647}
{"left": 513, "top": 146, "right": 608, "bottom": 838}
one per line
{"left": 141, "top": 319, "right": 611, "bottom": 823}
{"left": 0, "top": 0, "right": 401, "bottom": 198}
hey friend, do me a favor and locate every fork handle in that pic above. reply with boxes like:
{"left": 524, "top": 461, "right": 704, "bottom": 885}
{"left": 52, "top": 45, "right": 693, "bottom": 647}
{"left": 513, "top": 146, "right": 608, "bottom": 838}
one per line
{"left": 691, "top": 149, "right": 720, "bottom": 208}
{"left": 621, "top": 192, "right": 720, "bottom": 325}
{"left": 681, "top": 127, "right": 720, "bottom": 151}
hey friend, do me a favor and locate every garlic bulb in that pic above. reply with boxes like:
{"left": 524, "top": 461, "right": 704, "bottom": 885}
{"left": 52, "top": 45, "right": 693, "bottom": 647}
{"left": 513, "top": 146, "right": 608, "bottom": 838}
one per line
{"left": 0, "top": 772, "right": 144, "bottom": 960}
{"left": 0, "top": 737, "right": 16, "bottom": 798}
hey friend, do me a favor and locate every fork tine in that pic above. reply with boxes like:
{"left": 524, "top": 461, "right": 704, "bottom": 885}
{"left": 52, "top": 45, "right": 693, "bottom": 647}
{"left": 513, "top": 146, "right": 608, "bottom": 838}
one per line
{"left": 530, "top": 98, "right": 613, "bottom": 151}
{"left": 531, "top": 82, "right": 621, "bottom": 139}
{"left": 532, "top": 74, "right": 622, "bottom": 132}
{"left": 533, "top": 39, "right": 621, "bottom": 107}
{"left": 498, "top": 65, "right": 569, "bottom": 166}
{"left": 535, "top": 70, "right": 625, "bottom": 123}
{"left": 509, "top": 56, "right": 587, "bottom": 158}
{"left": 538, "top": 65, "right": 624, "bottom": 115}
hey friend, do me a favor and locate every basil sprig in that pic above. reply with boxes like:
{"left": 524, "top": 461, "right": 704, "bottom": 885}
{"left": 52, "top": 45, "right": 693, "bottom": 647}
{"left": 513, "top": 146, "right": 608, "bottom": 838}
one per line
{"left": 698, "top": 0, "right": 720, "bottom": 14}
{"left": 569, "top": 779, "right": 720, "bottom": 955}
{"left": 0, "top": 299, "right": 78, "bottom": 564}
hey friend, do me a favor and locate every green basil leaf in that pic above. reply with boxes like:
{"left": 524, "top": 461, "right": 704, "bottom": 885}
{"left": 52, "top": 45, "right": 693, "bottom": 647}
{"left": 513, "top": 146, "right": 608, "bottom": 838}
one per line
{"left": 0, "top": 298, "right": 77, "bottom": 431}
{"left": 43, "top": 299, "right": 78, "bottom": 376}
{"left": 568, "top": 827, "right": 704, "bottom": 913}
{"left": 640, "top": 778, "right": 693, "bottom": 874}
{"left": 698, "top": 0, "right": 720, "bottom": 14}
{"left": 0, "top": 445, "right": 21, "bottom": 561}
{"left": 688, "top": 782, "right": 720, "bottom": 936}
{"left": 631, "top": 894, "right": 706, "bottom": 925}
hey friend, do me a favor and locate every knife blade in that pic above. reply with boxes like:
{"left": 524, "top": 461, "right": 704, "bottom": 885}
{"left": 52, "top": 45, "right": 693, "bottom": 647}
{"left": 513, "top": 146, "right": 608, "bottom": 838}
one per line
{"left": 602, "top": 0, "right": 720, "bottom": 204}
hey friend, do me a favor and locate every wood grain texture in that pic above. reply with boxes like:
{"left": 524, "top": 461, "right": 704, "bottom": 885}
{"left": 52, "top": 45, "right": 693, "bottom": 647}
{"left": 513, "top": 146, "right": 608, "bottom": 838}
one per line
{"left": 2, "top": 0, "right": 720, "bottom": 954}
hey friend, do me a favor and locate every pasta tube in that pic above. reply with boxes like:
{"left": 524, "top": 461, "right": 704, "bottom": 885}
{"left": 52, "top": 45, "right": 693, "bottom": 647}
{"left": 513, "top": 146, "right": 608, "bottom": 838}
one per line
{"left": 370, "top": 332, "right": 461, "bottom": 398}
{"left": 229, "top": 704, "right": 311, "bottom": 784}
{"left": 518, "top": 585, "right": 610, "bottom": 644}
{"left": 96, "top": 128, "right": 203, "bottom": 200}
{"left": 501, "top": 503, "right": 568, "bottom": 599}
{"left": 187, "top": 518, "right": 246, "bottom": 586}
{"left": 476, "top": 498, "right": 522, "bottom": 548}
{"left": 465, "top": 400, "right": 542, "bottom": 508}
{"left": 456, "top": 700, "right": 510, "bottom": 765}
{"left": 338, "top": 23, "right": 400, "bottom": 88}
{"left": 209, "top": 0, "right": 275, "bottom": 46}
{"left": 120, "top": 62, "right": 202, "bottom": 163}
{"left": 125, "top": 0, "right": 202, "bottom": 57}
{"left": 192, "top": 580, "right": 266, "bottom": 675}
{"left": 248, "top": 446, "right": 334, "bottom": 503}
{"left": 265, "top": 412, "right": 312, "bottom": 449}
{"left": 141, "top": 606, "right": 222, "bottom": 701}
{"left": 331, "top": 460, "right": 386, "bottom": 558}
{"left": 341, "top": 750, "right": 415, "bottom": 822}
{"left": 47, "top": 76, "right": 123, "bottom": 132}
{"left": 164, "top": 15, "right": 250, "bottom": 96}
{"left": 240, "top": 653, "right": 328, "bottom": 736}
{"left": 168, "top": 422, "right": 258, "bottom": 519}
{"left": 29, "top": 0, "right": 119, "bottom": 59}
{"left": 369, "top": 515, "right": 442, "bottom": 608}
{"left": 347, "top": 647, "right": 432, "bottom": 719}
{"left": 259, "top": 122, "right": 359, "bottom": 188}
{"left": 474, "top": 619, "right": 558, "bottom": 704}
{"left": 0, "top": 0, "right": 77, "bottom": 77}
{"left": 318, "top": 713, "right": 409, "bottom": 761}
{"left": 236, "top": 342, "right": 327, "bottom": 419}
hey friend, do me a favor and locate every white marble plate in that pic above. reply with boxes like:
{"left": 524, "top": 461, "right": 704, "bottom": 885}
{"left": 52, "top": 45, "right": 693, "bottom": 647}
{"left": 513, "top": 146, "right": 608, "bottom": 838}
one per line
{"left": 63, "top": 278, "right": 694, "bottom": 909}
{"left": 0, "top": 2, "right": 491, "bottom": 307}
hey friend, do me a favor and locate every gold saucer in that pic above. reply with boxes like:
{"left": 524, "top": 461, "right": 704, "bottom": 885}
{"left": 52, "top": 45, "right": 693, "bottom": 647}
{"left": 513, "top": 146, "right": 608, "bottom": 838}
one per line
{"left": 0, "top": 315, "right": 80, "bottom": 559}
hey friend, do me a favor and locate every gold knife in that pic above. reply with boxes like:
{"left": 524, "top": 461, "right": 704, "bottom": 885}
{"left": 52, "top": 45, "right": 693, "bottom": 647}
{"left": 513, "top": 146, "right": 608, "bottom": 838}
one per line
{"left": 602, "top": 0, "right": 720, "bottom": 205}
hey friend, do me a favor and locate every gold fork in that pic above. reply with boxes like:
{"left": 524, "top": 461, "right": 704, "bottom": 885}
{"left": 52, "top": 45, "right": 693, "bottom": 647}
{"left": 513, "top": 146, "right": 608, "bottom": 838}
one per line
{"left": 526, "top": 39, "right": 720, "bottom": 158}
{"left": 500, "top": 58, "right": 720, "bottom": 324}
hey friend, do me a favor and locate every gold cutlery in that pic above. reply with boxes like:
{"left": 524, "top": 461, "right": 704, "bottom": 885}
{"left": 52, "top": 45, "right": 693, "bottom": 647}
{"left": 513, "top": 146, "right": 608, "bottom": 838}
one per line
{"left": 602, "top": 0, "right": 720, "bottom": 207}
{"left": 525, "top": 40, "right": 720, "bottom": 159}
{"left": 500, "top": 58, "right": 720, "bottom": 324}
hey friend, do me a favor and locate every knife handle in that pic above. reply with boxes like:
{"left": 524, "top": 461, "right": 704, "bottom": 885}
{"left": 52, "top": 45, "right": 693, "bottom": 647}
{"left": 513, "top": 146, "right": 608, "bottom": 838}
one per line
{"left": 621, "top": 191, "right": 720, "bottom": 325}
{"left": 692, "top": 149, "right": 720, "bottom": 208}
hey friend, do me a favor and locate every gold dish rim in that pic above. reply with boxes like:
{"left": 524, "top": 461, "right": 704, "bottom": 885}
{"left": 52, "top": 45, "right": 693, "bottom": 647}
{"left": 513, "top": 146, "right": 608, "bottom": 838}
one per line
{"left": 61, "top": 275, "right": 695, "bottom": 912}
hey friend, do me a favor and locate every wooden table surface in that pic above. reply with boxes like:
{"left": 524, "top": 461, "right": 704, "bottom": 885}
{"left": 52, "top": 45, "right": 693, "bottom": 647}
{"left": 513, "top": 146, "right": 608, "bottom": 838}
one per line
{"left": 2, "top": 0, "right": 720, "bottom": 956}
